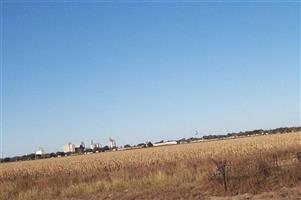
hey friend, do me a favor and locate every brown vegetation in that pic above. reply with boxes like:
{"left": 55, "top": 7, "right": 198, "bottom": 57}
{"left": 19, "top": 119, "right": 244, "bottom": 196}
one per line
{"left": 0, "top": 132, "right": 300, "bottom": 200}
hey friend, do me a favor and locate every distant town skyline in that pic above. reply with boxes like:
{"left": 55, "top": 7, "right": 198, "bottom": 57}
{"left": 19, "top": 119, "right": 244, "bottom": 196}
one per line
{"left": 2, "top": 126, "right": 300, "bottom": 160}
{"left": 2, "top": 2, "right": 300, "bottom": 157}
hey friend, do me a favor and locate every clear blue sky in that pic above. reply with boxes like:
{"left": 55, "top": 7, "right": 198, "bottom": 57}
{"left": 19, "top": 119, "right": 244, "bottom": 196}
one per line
{"left": 2, "top": 2, "right": 300, "bottom": 157}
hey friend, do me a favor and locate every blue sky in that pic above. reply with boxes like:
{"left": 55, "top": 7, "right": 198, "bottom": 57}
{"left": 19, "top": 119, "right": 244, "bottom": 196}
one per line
{"left": 2, "top": 2, "right": 300, "bottom": 157}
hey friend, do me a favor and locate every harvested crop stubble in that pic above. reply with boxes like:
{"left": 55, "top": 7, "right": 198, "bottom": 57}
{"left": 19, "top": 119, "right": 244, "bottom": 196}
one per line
{"left": 0, "top": 132, "right": 300, "bottom": 200}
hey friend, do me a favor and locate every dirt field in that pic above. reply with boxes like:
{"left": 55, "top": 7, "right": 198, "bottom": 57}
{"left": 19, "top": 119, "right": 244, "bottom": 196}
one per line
{"left": 1, "top": 132, "right": 301, "bottom": 200}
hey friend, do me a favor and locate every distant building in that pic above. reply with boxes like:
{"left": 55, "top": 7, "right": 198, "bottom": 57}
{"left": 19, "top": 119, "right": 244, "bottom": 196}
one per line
{"left": 90, "top": 140, "right": 101, "bottom": 149}
{"left": 109, "top": 138, "right": 116, "bottom": 149}
{"left": 63, "top": 143, "right": 75, "bottom": 153}
{"left": 35, "top": 147, "right": 45, "bottom": 155}
{"left": 153, "top": 141, "right": 177, "bottom": 147}
{"left": 75, "top": 141, "right": 85, "bottom": 149}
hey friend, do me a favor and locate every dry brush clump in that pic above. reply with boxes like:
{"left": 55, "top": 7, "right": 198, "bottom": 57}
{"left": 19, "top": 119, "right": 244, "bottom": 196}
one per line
{"left": 0, "top": 132, "right": 300, "bottom": 200}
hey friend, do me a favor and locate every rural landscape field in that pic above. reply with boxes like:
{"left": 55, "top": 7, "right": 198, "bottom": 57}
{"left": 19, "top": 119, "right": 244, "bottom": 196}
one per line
{"left": 1, "top": 131, "right": 300, "bottom": 200}
{"left": 2, "top": 2, "right": 300, "bottom": 200}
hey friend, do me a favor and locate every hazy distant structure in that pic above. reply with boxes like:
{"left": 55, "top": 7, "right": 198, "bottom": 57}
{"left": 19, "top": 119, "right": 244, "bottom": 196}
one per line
{"left": 63, "top": 143, "right": 75, "bottom": 153}
{"left": 195, "top": 130, "right": 199, "bottom": 136}
{"left": 80, "top": 141, "right": 85, "bottom": 148}
{"left": 109, "top": 137, "right": 116, "bottom": 149}
{"left": 75, "top": 141, "right": 85, "bottom": 149}
{"left": 35, "top": 147, "right": 45, "bottom": 155}
{"left": 90, "top": 140, "right": 94, "bottom": 149}
{"left": 153, "top": 141, "right": 177, "bottom": 147}
{"left": 90, "top": 140, "right": 101, "bottom": 149}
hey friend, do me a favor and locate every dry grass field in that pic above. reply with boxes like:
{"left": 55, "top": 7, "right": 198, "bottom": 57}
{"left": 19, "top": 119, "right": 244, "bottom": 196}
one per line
{"left": 1, "top": 132, "right": 301, "bottom": 200}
